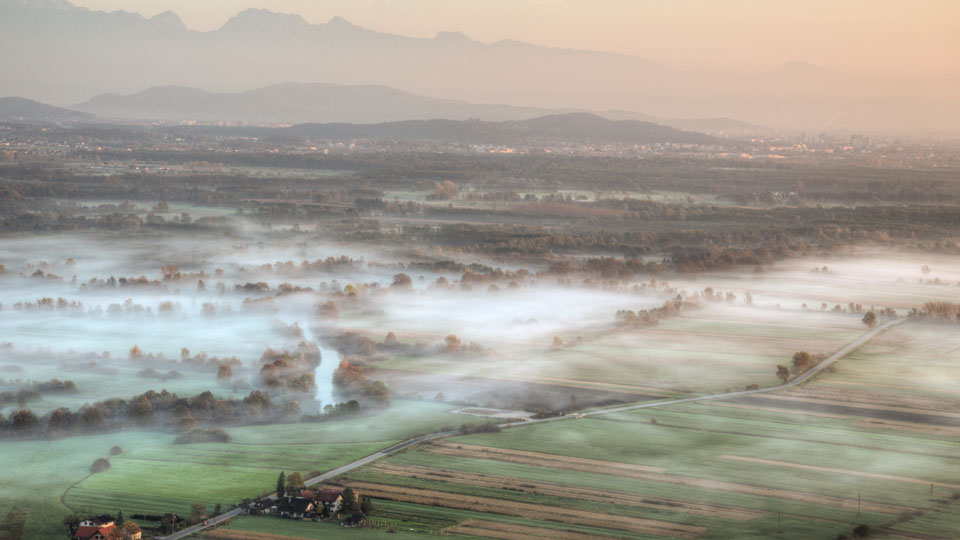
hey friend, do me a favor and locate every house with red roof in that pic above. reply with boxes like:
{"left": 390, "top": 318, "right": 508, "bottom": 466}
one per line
{"left": 74, "top": 523, "right": 116, "bottom": 540}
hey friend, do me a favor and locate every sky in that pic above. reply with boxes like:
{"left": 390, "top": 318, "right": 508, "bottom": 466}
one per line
{"left": 72, "top": 0, "right": 960, "bottom": 78}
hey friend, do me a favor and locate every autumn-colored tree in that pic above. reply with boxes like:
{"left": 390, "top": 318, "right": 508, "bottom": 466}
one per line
{"left": 127, "top": 395, "right": 154, "bottom": 425}
{"left": 259, "top": 363, "right": 280, "bottom": 386}
{"left": 776, "top": 365, "right": 790, "bottom": 383}
{"left": 318, "top": 301, "right": 339, "bottom": 320}
{"left": 444, "top": 334, "right": 461, "bottom": 352}
{"left": 333, "top": 360, "right": 366, "bottom": 388}
{"left": 391, "top": 273, "right": 412, "bottom": 288}
{"left": 791, "top": 351, "right": 813, "bottom": 374}
{"left": 862, "top": 311, "right": 877, "bottom": 328}
{"left": 129, "top": 345, "right": 143, "bottom": 360}
{"left": 432, "top": 180, "right": 458, "bottom": 200}
{"left": 384, "top": 332, "right": 398, "bottom": 347}
{"left": 121, "top": 522, "right": 141, "bottom": 540}
{"left": 217, "top": 364, "right": 233, "bottom": 380}
{"left": 286, "top": 472, "right": 305, "bottom": 496}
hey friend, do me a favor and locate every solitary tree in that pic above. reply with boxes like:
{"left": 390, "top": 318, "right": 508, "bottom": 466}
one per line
{"left": 776, "top": 365, "right": 791, "bottom": 384}
{"left": 791, "top": 351, "right": 813, "bottom": 374}
{"left": 115, "top": 509, "right": 124, "bottom": 526}
{"left": 276, "top": 472, "right": 285, "bottom": 498}
{"left": 391, "top": 273, "right": 412, "bottom": 288}
{"left": 432, "top": 180, "right": 458, "bottom": 200}
{"left": 862, "top": 311, "right": 877, "bottom": 328}
{"left": 189, "top": 503, "right": 206, "bottom": 524}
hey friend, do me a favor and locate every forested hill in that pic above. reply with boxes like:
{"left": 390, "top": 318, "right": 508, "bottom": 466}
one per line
{"left": 285, "top": 113, "right": 721, "bottom": 146}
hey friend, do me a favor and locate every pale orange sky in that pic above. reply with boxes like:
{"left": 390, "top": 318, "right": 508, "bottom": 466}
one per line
{"left": 73, "top": 0, "right": 960, "bottom": 78}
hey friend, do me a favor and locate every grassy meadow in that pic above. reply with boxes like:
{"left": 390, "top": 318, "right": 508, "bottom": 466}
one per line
{"left": 0, "top": 401, "right": 460, "bottom": 539}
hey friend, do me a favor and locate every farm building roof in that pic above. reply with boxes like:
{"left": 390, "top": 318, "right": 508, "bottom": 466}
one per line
{"left": 75, "top": 524, "right": 116, "bottom": 539}
{"left": 314, "top": 488, "right": 344, "bottom": 502}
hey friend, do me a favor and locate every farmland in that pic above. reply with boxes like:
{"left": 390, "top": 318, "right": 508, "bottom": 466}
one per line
{"left": 367, "top": 304, "right": 867, "bottom": 399}
{"left": 0, "top": 401, "right": 459, "bottom": 540}
{"left": 313, "top": 321, "right": 960, "bottom": 540}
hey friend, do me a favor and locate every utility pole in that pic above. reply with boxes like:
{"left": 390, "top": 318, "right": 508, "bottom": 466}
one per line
{"left": 858, "top": 492, "right": 861, "bottom": 516}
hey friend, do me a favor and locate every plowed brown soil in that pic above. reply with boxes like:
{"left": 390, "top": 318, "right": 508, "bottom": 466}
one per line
{"left": 445, "top": 519, "right": 615, "bottom": 540}
{"left": 371, "top": 462, "right": 764, "bottom": 521}
{"left": 425, "top": 442, "right": 911, "bottom": 515}
{"left": 341, "top": 480, "right": 707, "bottom": 538}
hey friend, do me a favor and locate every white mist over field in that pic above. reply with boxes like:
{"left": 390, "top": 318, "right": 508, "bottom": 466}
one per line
{"left": 2, "top": 228, "right": 955, "bottom": 412}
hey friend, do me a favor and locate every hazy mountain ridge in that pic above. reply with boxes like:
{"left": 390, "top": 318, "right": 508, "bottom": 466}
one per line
{"left": 70, "top": 83, "right": 766, "bottom": 135}
{"left": 0, "top": 96, "right": 94, "bottom": 124}
{"left": 71, "top": 82, "right": 579, "bottom": 125}
{"left": 1, "top": 0, "right": 957, "bottom": 131}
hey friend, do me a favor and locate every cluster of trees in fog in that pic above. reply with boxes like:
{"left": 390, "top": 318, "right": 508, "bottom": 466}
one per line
{"left": 0, "top": 377, "right": 77, "bottom": 407}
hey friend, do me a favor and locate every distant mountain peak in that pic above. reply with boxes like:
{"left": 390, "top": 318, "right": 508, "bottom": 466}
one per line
{"left": 150, "top": 10, "right": 185, "bottom": 29}
{"left": 326, "top": 16, "right": 359, "bottom": 31}
{"left": 434, "top": 31, "right": 478, "bottom": 44}
{"left": 220, "top": 8, "right": 310, "bottom": 34}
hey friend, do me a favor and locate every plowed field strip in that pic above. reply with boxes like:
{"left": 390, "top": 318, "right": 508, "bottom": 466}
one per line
{"left": 719, "top": 455, "right": 960, "bottom": 489}
{"left": 203, "top": 531, "right": 304, "bottom": 540}
{"left": 445, "top": 519, "right": 614, "bottom": 540}
{"left": 426, "top": 443, "right": 911, "bottom": 515}
{"left": 431, "top": 442, "right": 665, "bottom": 474}
{"left": 371, "top": 463, "right": 764, "bottom": 521}
{"left": 705, "top": 401, "right": 849, "bottom": 419}
{"left": 342, "top": 481, "right": 707, "bottom": 538}
{"left": 856, "top": 418, "right": 960, "bottom": 437}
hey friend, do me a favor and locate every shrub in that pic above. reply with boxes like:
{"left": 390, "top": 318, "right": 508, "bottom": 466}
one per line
{"left": 90, "top": 458, "right": 111, "bottom": 473}
{"left": 109, "top": 446, "right": 123, "bottom": 455}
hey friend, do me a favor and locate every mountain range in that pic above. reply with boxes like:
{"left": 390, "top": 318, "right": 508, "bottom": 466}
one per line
{"left": 0, "top": 96, "right": 94, "bottom": 124}
{"left": 1, "top": 0, "right": 958, "bottom": 132}
{"left": 67, "top": 82, "right": 766, "bottom": 134}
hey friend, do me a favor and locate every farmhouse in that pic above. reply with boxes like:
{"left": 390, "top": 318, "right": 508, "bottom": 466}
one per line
{"left": 278, "top": 496, "right": 315, "bottom": 519}
{"left": 309, "top": 488, "right": 345, "bottom": 514}
{"left": 74, "top": 523, "right": 116, "bottom": 540}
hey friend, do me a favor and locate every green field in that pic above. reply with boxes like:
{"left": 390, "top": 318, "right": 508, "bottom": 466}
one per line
{"left": 0, "top": 401, "right": 460, "bottom": 540}
{"left": 319, "top": 328, "right": 960, "bottom": 540}
{"left": 0, "top": 431, "right": 171, "bottom": 540}
{"left": 370, "top": 305, "right": 866, "bottom": 397}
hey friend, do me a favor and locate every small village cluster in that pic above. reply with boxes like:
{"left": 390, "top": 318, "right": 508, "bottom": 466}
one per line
{"left": 247, "top": 487, "right": 367, "bottom": 527}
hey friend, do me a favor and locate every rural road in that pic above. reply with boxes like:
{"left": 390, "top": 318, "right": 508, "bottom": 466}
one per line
{"left": 161, "top": 318, "right": 901, "bottom": 539}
